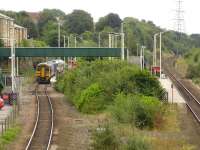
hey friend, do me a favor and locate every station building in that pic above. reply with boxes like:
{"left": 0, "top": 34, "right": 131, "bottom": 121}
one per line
{"left": 0, "top": 13, "right": 27, "bottom": 47}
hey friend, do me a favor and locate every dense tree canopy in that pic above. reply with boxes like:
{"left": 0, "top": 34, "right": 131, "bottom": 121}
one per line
{"left": 16, "top": 11, "right": 39, "bottom": 38}
{"left": 96, "top": 13, "right": 122, "bottom": 32}
{"left": 64, "top": 10, "right": 94, "bottom": 34}
{"left": 1, "top": 9, "right": 200, "bottom": 55}
{"left": 0, "top": 39, "right": 4, "bottom": 47}
{"left": 38, "top": 9, "right": 66, "bottom": 37}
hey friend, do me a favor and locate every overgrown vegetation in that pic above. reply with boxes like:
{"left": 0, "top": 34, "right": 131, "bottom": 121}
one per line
{"left": 0, "top": 126, "right": 21, "bottom": 149}
{"left": 56, "top": 60, "right": 163, "bottom": 115}
{"left": 175, "top": 48, "right": 200, "bottom": 85}
{"left": 185, "top": 48, "right": 200, "bottom": 79}
{"left": 56, "top": 60, "right": 195, "bottom": 149}
{"left": 109, "top": 93, "right": 163, "bottom": 129}
{"left": 56, "top": 60, "right": 166, "bottom": 149}
{"left": 91, "top": 124, "right": 120, "bottom": 150}
{"left": 0, "top": 39, "right": 4, "bottom": 47}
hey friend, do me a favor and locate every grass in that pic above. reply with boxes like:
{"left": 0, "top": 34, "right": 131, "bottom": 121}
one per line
{"left": 0, "top": 125, "right": 21, "bottom": 150}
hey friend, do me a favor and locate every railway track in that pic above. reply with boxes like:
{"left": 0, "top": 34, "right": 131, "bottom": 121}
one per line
{"left": 25, "top": 85, "right": 54, "bottom": 150}
{"left": 164, "top": 68, "right": 200, "bottom": 124}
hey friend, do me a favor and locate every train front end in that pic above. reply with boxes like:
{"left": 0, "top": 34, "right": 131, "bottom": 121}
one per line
{"left": 36, "top": 63, "right": 51, "bottom": 84}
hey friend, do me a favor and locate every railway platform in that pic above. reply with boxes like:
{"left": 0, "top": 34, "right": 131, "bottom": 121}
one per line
{"left": 159, "top": 77, "right": 185, "bottom": 103}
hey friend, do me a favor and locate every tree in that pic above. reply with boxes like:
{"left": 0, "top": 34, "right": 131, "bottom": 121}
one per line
{"left": 96, "top": 13, "right": 122, "bottom": 32}
{"left": 64, "top": 10, "right": 94, "bottom": 34}
{"left": 17, "top": 11, "right": 39, "bottom": 38}
{"left": 38, "top": 9, "right": 66, "bottom": 37}
{"left": 19, "top": 39, "right": 47, "bottom": 47}
{"left": 0, "top": 40, "right": 4, "bottom": 47}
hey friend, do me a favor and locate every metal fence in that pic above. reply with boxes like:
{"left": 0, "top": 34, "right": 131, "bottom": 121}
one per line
{"left": 0, "top": 76, "right": 21, "bottom": 136}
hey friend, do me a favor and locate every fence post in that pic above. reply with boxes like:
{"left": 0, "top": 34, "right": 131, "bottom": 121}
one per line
{"left": 7, "top": 116, "right": 9, "bottom": 129}
{"left": 12, "top": 109, "right": 14, "bottom": 126}
{"left": 1, "top": 122, "right": 3, "bottom": 136}
{"left": 4, "top": 119, "right": 6, "bottom": 133}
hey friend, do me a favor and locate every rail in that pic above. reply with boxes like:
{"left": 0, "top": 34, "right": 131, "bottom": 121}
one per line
{"left": 25, "top": 85, "right": 54, "bottom": 150}
{"left": 164, "top": 68, "right": 200, "bottom": 123}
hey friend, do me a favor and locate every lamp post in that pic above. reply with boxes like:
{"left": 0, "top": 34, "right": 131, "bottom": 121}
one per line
{"left": 98, "top": 32, "right": 101, "bottom": 48}
{"left": 63, "top": 35, "right": 66, "bottom": 47}
{"left": 140, "top": 46, "right": 145, "bottom": 70}
{"left": 67, "top": 36, "right": 70, "bottom": 48}
{"left": 56, "top": 17, "right": 61, "bottom": 48}
{"left": 136, "top": 43, "right": 139, "bottom": 56}
{"left": 159, "top": 32, "right": 166, "bottom": 79}
{"left": 153, "top": 33, "right": 159, "bottom": 67}
{"left": 121, "top": 22, "right": 125, "bottom": 60}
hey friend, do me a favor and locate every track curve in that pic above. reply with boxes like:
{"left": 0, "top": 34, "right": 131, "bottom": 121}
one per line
{"left": 25, "top": 85, "right": 54, "bottom": 150}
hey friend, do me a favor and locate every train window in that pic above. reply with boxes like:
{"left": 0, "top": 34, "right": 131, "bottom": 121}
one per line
{"left": 45, "top": 67, "right": 49, "bottom": 72}
{"left": 36, "top": 66, "right": 41, "bottom": 71}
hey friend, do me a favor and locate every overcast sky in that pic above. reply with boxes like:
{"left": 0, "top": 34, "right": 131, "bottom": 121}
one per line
{"left": 0, "top": 0, "right": 199, "bottom": 34}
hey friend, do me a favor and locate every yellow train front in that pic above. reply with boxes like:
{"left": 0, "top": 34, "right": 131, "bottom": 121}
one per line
{"left": 35, "top": 60, "right": 65, "bottom": 84}
{"left": 35, "top": 62, "right": 54, "bottom": 84}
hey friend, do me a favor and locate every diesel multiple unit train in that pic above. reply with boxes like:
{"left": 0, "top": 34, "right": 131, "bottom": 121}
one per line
{"left": 35, "top": 59, "right": 64, "bottom": 84}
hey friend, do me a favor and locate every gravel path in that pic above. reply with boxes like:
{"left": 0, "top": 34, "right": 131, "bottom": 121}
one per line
{"left": 48, "top": 87, "right": 97, "bottom": 150}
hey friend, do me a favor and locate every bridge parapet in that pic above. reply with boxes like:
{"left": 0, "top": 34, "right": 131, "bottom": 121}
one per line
{"left": 0, "top": 47, "right": 122, "bottom": 57}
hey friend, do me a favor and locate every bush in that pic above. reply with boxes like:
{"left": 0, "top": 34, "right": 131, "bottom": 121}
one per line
{"left": 110, "top": 93, "right": 163, "bottom": 129}
{"left": 0, "top": 39, "right": 4, "bottom": 47}
{"left": 109, "top": 93, "right": 135, "bottom": 123}
{"left": 55, "top": 60, "right": 164, "bottom": 114}
{"left": 124, "top": 136, "right": 151, "bottom": 150}
{"left": 76, "top": 83, "right": 105, "bottom": 113}
{"left": 0, "top": 126, "right": 21, "bottom": 149}
{"left": 91, "top": 124, "right": 120, "bottom": 150}
{"left": 134, "top": 96, "right": 162, "bottom": 129}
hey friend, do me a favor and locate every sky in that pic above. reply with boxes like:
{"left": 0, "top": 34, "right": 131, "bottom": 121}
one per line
{"left": 0, "top": 0, "right": 199, "bottom": 34}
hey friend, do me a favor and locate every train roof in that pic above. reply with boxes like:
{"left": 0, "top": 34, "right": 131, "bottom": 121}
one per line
{"left": 37, "top": 59, "right": 64, "bottom": 67}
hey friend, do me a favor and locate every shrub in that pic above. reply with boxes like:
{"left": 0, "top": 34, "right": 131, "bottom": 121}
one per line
{"left": 90, "top": 124, "right": 120, "bottom": 150}
{"left": 56, "top": 60, "right": 164, "bottom": 114}
{"left": 134, "top": 96, "right": 162, "bottom": 129}
{"left": 0, "top": 126, "right": 21, "bottom": 149}
{"left": 110, "top": 93, "right": 162, "bottom": 129}
{"left": 109, "top": 93, "right": 135, "bottom": 123}
{"left": 124, "top": 136, "right": 151, "bottom": 150}
{"left": 76, "top": 83, "right": 105, "bottom": 113}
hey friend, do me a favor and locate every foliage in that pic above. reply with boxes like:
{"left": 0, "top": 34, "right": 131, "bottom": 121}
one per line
{"left": 90, "top": 124, "right": 120, "bottom": 150}
{"left": 90, "top": 124, "right": 151, "bottom": 150}
{"left": 19, "top": 39, "right": 47, "bottom": 47}
{"left": 0, "top": 40, "right": 4, "bottom": 47}
{"left": 56, "top": 60, "right": 163, "bottom": 114}
{"left": 96, "top": 13, "right": 122, "bottom": 32}
{"left": 76, "top": 83, "right": 105, "bottom": 113}
{"left": 41, "top": 20, "right": 61, "bottom": 46}
{"left": 124, "top": 136, "right": 151, "bottom": 150}
{"left": 109, "top": 93, "right": 135, "bottom": 124}
{"left": 0, "top": 126, "right": 21, "bottom": 149}
{"left": 110, "top": 93, "right": 163, "bottom": 129}
{"left": 64, "top": 10, "right": 94, "bottom": 34}
{"left": 182, "top": 48, "right": 200, "bottom": 84}
{"left": 38, "top": 9, "right": 65, "bottom": 37}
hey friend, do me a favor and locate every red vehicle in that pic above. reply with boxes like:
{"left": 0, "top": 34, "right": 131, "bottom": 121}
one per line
{"left": 0, "top": 98, "right": 4, "bottom": 109}
{"left": 151, "top": 66, "right": 160, "bottom": 75}
{"left": 2, "top": 93, "right": 9, "bottom": 104}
